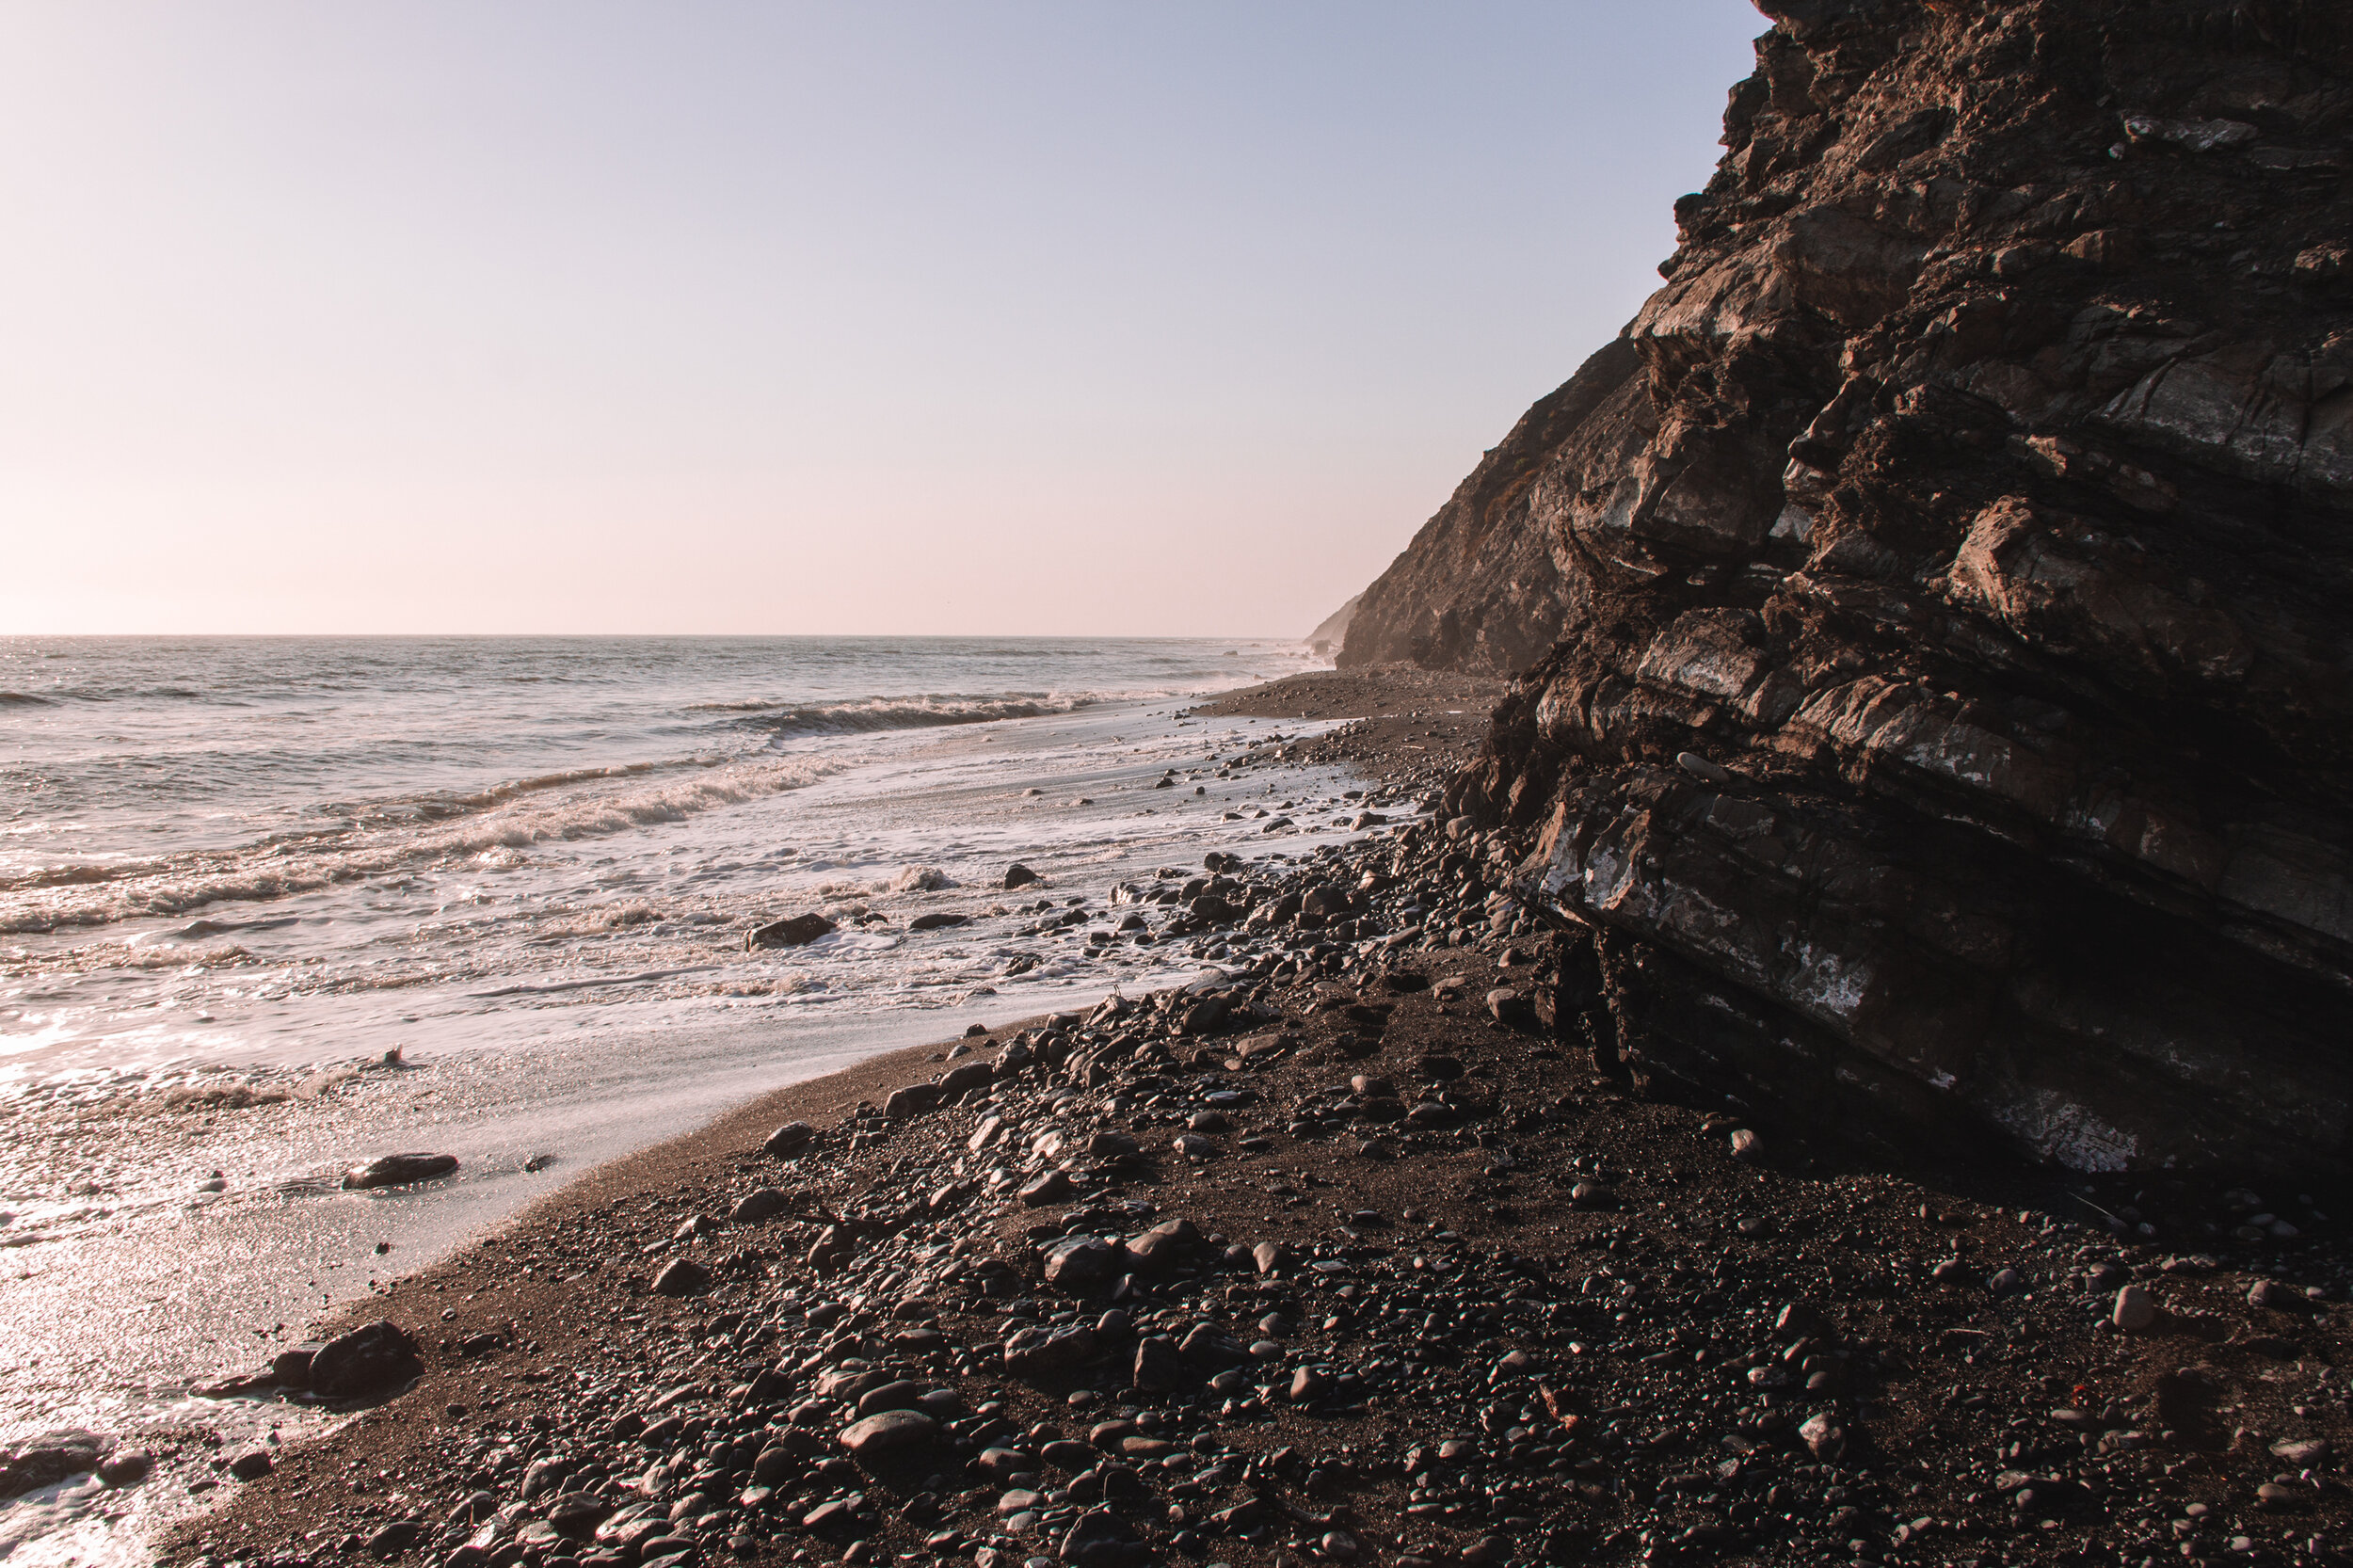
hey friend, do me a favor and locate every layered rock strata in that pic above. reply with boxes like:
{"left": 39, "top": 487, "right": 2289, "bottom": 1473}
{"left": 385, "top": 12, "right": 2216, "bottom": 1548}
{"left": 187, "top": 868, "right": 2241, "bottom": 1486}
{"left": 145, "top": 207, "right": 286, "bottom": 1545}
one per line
{"left": 1435, "top": 0, "right": 2353, "bottom": 1172}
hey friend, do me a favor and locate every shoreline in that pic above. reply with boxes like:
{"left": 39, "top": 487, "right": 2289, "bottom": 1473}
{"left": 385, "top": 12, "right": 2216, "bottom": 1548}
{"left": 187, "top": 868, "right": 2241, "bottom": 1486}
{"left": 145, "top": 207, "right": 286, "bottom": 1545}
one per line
{"left": 2, "top": 672, "right": 1449, "bottom": 1567}
{"left": 77, "top": 665, "right": 2353, "bottom": 1568}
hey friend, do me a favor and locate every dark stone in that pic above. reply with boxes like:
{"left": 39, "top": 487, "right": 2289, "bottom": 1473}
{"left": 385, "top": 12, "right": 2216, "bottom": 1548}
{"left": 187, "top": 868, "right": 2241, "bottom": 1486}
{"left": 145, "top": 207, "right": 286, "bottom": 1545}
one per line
{"left": 855, "top": 1380, "right": 928, "bottom": 1417}
{"left": 839, "top": 1409, "right": 938, "bottom": 1457}
{"left": 729, "top": 1187, "right": 790, "bottom": 1223}
{"left": 0, "top": 1442, "right": 100, "bottom": 1498}
{"left": 1122, "top": 1218, "right": 1197, "bottom": 1271}
{"left": 96, "top": 1450, "right": 152, "bottom": 1488}
{"left": 762, "top": 1121, "right": 817, "bottom": 1158}
{"left": 1004, "top": 1324, "right": 1097, "bottom": 1377}
{"left": 1020, "top": 1171, "right": 1076, "bottom": 1208}
{"left": 1178, "top": 1323, "right": 1249, "bottom": 1370}
{"left": 308, "top": 1321, "right": 424, "bottom": 1398}
{"left": 1004, "top": 864, "right": 1043, "bottom": 889}
{"left": 1040, "top": 1235, "right": 1116, "bottom": 1287}
{"left": 548, "top": 1492, "right": 613, "bottom": 1537}
{"left": 1776, "top": 1302, "right": 1832, "bottom": 1341}
{"left": 938, "top": 1062, "right": 996, "bottom": 1097}
{"left": 652, "top": 1259, "right": 713, "bottom": 1298}
{"left": 1132, "top": 1336, "right": 1184, "bottom": 1393}
{"left": 270, "top": 1342, "right": 326, "bottom": 1388}
{"left": 340, "top": 1153, "right": 458, "bottom": 1190}
{"left": 1060, "top": 1505, "right": 1141, "bottom": 1566}
{"left": 364, "top": 1520, "right": 423, "bottom": 1556}
{"left": 747, "top": 913, "right": 836, "bottom": 950}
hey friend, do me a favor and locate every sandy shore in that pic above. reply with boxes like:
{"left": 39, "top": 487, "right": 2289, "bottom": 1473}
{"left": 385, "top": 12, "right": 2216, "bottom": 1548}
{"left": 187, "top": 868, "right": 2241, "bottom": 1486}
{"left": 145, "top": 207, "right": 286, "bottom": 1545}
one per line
{"left": 136, "top": 667, "right": 2353, "bottom": 1568}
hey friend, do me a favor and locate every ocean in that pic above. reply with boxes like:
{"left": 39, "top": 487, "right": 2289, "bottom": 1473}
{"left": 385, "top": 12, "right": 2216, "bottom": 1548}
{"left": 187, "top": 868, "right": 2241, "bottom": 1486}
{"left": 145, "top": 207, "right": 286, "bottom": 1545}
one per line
{"left": 0, "top": 634, "right": 1382, "bottom": 1565}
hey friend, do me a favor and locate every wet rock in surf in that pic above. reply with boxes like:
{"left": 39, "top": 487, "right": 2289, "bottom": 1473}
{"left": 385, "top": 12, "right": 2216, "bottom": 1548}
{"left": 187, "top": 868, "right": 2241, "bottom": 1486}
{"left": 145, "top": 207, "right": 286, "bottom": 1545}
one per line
{"left": 908, "top": 912, "right": 969, "bottom": 932}
{"left": 0, "top": 1440, "right": 102, "bottom": 1498}
{"left": 747, "top": 914, "right": 836, "bottom": 951}
{"left": 96, "top": 1450, "right": 152, "bottom": 1488}
{"left": 340, "top": 1152, "right": 458, "bottom": 1191}
{"left": 1003, "top": 862, "right": 1043, "bottom": 888}
{"left": 270, "top": 1341, "right": 328, "bottom": 1387}
{"left": 307, "top": 1320, "right": 424, "bottom": 1398}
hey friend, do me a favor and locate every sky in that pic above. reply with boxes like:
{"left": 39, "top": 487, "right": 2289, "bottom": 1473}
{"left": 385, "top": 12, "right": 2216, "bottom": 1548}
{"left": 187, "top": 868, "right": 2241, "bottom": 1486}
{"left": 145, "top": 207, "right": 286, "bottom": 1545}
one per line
{"left": 0, "top": 2, "right": 1764, "bottom": 637}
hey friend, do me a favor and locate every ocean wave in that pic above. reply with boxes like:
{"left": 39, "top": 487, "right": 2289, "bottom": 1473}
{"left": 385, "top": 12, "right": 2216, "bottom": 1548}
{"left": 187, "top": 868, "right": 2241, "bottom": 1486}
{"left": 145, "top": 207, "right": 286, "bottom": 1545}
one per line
{"left": 353, "top": 760, "right": 672, "bottom": 824}
{"left": 729, "top": 693, "right": 1096, "bottom": 736}
{"left": 0, "top": 755, "right": 840, "bottom": 934}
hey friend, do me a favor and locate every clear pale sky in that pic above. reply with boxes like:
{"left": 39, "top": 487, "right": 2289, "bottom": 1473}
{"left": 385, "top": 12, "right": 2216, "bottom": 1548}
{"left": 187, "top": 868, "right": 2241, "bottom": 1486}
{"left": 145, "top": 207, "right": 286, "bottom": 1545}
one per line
{"left": 0, "top": 3, "right": 1762, "bottom": 637}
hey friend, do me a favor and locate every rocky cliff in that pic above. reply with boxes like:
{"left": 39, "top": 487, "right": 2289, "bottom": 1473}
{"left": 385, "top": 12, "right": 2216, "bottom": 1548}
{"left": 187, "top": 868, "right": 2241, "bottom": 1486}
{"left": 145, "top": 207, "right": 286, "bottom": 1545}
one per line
{"left": 1305, "top": 593, "right": 1361, "bottom": 660}
{"left": 1338, "top": 339, "right": 1643, "bottom": 674}
{"left": 1430, "top": 0, "right": 2353, "bottom": 1174}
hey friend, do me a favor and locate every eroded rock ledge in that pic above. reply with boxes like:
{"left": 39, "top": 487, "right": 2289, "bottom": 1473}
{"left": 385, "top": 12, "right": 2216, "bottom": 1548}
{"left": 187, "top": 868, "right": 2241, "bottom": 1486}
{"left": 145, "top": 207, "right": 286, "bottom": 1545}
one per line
{"left": 1432, "top": 0, "right": 2353, "bottom": 1174}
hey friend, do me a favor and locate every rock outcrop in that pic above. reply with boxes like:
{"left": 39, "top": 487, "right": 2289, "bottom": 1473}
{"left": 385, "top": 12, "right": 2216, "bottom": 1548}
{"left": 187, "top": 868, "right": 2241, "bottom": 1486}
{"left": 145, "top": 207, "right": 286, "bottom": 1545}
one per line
{"left": 1305, "top": 594, "right": 1361, "bottom": 660}
{"left": 1425, "top": 0, "right": 2353, "bottom": 1172}
{"left": 1339, "top": 339, "right": 1644, "bottom": 674}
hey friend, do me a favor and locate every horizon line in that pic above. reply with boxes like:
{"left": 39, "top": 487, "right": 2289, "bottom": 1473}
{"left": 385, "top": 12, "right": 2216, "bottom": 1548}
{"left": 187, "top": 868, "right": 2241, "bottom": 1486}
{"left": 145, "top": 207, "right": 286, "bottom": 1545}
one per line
{"left": 0, "top": 629, "right": 1322, "bottom": 641}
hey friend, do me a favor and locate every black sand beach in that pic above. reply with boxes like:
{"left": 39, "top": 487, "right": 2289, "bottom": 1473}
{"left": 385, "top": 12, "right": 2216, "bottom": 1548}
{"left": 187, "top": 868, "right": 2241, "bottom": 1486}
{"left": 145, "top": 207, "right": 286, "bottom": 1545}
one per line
{"left": 137, "top": 669, "right": 2353, "bottom": 1568}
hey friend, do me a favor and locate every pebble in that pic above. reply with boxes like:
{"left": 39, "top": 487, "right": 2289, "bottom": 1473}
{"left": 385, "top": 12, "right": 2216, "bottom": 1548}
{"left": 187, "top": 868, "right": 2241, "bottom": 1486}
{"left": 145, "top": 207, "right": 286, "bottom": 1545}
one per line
{"left": 728, "top": 1186, "right": 790, "bottom": 1223}
{"left": 762, "top": 1121, "right": 816, "bottom": 1157}
{"left": 839, "top": 1409, "right": 938, "bottom": 1457}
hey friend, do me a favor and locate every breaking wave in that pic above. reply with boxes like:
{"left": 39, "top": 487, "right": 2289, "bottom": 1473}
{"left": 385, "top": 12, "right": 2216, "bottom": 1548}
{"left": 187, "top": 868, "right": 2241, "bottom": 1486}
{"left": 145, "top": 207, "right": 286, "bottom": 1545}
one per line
{"left": 0, "top": 756, "right": 840, "bottom": 934}
{"left": 728, "top": 693, "right": 1096, "bottom": 736}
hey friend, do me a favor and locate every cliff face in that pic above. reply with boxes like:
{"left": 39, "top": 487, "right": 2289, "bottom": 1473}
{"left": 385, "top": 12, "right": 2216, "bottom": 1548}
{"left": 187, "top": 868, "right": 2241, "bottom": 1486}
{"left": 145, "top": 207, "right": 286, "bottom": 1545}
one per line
{"left": 1439, "top": 0, "right": 2353, "bottom": 1173}
{"left": 1338, "top": 339, "right": 1642, "bottom": 674}
{"left": 1305, "top": 594, "right": 1362, "bottom": 660}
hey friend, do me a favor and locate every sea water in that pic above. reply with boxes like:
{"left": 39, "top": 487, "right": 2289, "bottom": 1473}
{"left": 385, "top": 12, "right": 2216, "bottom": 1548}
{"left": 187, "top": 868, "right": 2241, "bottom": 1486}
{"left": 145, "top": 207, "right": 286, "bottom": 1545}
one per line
{"left": 0, "top": 635, "right": 1385, "bottom": 1564}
